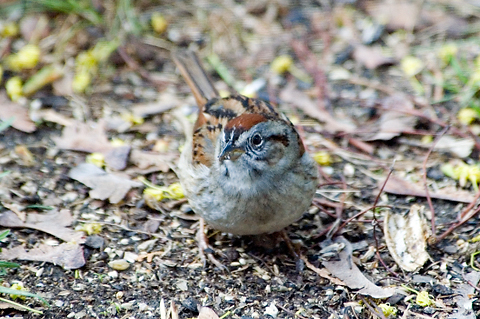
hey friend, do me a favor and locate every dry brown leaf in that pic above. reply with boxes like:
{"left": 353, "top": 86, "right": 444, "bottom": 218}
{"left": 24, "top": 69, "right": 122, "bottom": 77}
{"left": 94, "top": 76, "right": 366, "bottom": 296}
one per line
{"left": 68, "top": 163, "right": 142, "bottom": 204}
{"left": 131, "top": 98, "right": 177, "bottom": 117}
{"left": 36, "top": 109, "right": 75, "bottom": 126}
{"left": 380, "top": 174, "right": 475, "bottom": 203}
{"left": 0, "top": 92, "right": 36, "bottom": 133}
{"left": 52, "top": 120, "right": 111, "bottom": 153}
{"left": 384, "top": 205, "right": 430, "bottom": 272}
{"left": 0, "top": 242, "right": 85, "bottom": 269}
{"left": 353, "top": 45, "right": 396, "bottom": 69}
{"left": 434, "top": 136, "right": 474, "bottom": 158}
{"left": 365, "top": 1, "right": 420, "bottom": 31}
{"left": 321, "top": 236, "right": 395, "bottom": 298}
{"left": 53, "top": 121, "right": 131, "bottom": 170}
{"left": 448, "top": 271, "right": 480, "bottom": 319}
{"left": 20, "top": 14, "right": 50, "bottom": 42}
{"left": 279, "top": 83, "right": 356, "bottom": 133}
{"left": 301, "top": 256, "right": 345, "bottom": 286}
{"left": 129, "top": 149, "right": 176, "bottom": 172}
{"left": 363, "top": 94, "right": 416, "bottom": 141}
{"left": 198, "top": 307, "right": 220, "bottom": 319}
{"left": 0, "top": 209, "right": 85, "bottom": 243}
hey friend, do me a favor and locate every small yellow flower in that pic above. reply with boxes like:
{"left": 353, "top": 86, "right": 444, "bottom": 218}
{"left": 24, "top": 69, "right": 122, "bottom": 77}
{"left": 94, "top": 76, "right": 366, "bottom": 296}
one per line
{"left": 121, "top": 112, "right": 144, "bottom": 125}
{"left": 441, "top": 161, "right": 480, "bottom": 191}
{"left": 416, "top": 291, "right": 434, "bottom": 307}
{"left": 75, "top": 51, "right": 98, "bottom": 73}
{"left": 400, "top": 56, "right": 423, "bottom": 77}
{"left": 378, "top": 303, "right": 397, "bottom": 317}
{"left": 6, "top": 76, "right": 23, "bottom": 101}
{"left": 10, "top": 282, "right": 28, "bottom": 300}
{"left": 86, "top": 152, "right": 105, "bottom": 167}
{"left": 72, "top": 70, "right": 91, "bottom": 93}
{"left": 110, "top": 138, "right": 126, "bottom": 147}
{"left": 143, "top": 182, "right": 184, "bottom": 201}
{"left": 271, "top": 55, "right": 293, "bottom": 74}
{"left": 1, "top": 22, "right": 19, "bottom": 37}
{"left": 5, "top": 44, "right": 41, "bottom": 71}
{"left": 438, "top": 43, "right": 458, "bottom": 64}
{"left": 421, "top": 135, "right": 433, "bottom": 144}
{"left": 77, "top": 223, "right": 102, "bottom": 235}
{"left": 151, "top": 12, "right": 168, "bottom": 34}
{"left": 470, "top": 234, "right": 480, "bottom": 242}
{"left": 457, "top": 108, "right": 478, "bottom": 125}
{"left": 90, "top": 40, "right": 119, "bottom": 62}
{"left": 313, "top": 151, "right": 332, "bottom": 166}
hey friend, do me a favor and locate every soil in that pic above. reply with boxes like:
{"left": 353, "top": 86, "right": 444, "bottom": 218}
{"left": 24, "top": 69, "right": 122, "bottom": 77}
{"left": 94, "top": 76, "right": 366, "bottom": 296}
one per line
{"left": 0, "top": 1, "right": 480, "bottom": 318}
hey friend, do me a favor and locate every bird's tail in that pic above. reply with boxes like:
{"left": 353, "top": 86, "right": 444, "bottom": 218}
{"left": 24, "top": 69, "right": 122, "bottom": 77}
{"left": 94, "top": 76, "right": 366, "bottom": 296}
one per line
{"left": 172, "top": 50, "right": 219, "bottom": 108}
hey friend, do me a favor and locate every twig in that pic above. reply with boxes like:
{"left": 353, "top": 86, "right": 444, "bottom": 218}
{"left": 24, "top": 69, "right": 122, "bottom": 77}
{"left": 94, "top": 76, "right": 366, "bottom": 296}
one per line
{"left": 436, "top": 190, "right": 480, "bottom": 242}
{"left": 117, "top": 46, "right": 168, "bottom": 88}
{"left": 335, "top": 205, "right": 392, "bottom": 234}
{"left": 359, "top": 296, "right": 387, "bottom": 319}
{"left": 348, "top": 76, "right": 480, "bottom": 151}
{"left": 291, "top": 39, "right": 329, "bottom": 110}
{"left": 422, "top": 125, "right": 450, "bottom": 236}
{"left": 371, "top": 163, "right": 400, "bottom": 277}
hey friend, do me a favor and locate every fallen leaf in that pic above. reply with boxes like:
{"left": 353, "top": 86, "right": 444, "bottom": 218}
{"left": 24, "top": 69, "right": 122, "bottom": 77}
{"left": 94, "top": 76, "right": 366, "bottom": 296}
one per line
{"left": 380, "top": 174, "right": 475, "bottom": 203}
{"left": 301, "top": 256, "right": 348, "bottom": 286}
{"left": 434, "top": 136, "right": 474, "bottom": 158}
{"left": 321, "top": 236, "right": 395, "bottom": 298}
{"left": 365, "top": 1, "right": 420, "bottom": 31}
{"left": 131, "top": 98, "right": 177, "bottom": 118}
{"left": 68, "top": 163, "right": 142, "bottom": 203}
{"left": 35, "top": 108, "right": 75, "bottom": 126}
{"left": 363, "top": 94, "right": 416, "bottom": 141}
{"left": 103, "top": 146, "right": 132, "bottom": 171}
{"left": 448, "top": 272, "right": 480, "bottom": 319}
{"left": 280, "top": 83, "right": 356, "bottom": 133}
{"left": 0, "top": 92, "right": 36, "bottom": 133}
{"left": 128, "top": 149, "right": 176, "bottom": 172}
{"left": 0, "top": 242, "right": 85, "bottom": 269}
{"left": 53, "top": 121, "right": 131, "bottom": 170}
{"left": 353, "top": 45, "right": 396, "bottom": 69}
{"left": 198, "top": 307, "right": 220, "bottom": 319}
{"left": 0, "top": 210, "right": 85, "bottom": 243}
{"left": 53, "top": 120, "right": 111, "bottom": 152}
{"left": 384, "top": 205, "right": 430, "bottom": 272}
{"left": 20, "top": 14, "right": 50, "bottom": 43}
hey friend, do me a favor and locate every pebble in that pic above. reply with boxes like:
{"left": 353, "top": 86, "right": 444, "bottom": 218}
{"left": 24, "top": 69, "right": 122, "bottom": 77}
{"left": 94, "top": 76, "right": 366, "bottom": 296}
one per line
{"left": 264, "top": 302, "right": 278, "bottom": 318}
{"left": 137, "top": 239, "right": 157, "bottom": 252}
{"left": 138, "top": 302, "right": 148, "bottom": 311}
{"left": 119, "top": 238, "right": 130, "bottom": 245}
{"left": 61, "top": 192, "right": 78, "bottom": 202}
{"left": 123, "top": 251, "right": 138, "bottom": 263}
{"left": 20, "top": 181, "right": 37, "bottom": 195}
{"left": 176, "top": 279, "right": 188, "bottom": 291}
{"left": 108, "top": 259, "right": 130, "bottom": 271}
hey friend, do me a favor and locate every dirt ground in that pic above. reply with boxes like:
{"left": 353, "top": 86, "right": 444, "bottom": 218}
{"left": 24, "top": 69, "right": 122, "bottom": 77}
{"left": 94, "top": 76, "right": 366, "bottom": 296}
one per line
{"left": 1, "top": 0, "right": 480, "bottom": 318}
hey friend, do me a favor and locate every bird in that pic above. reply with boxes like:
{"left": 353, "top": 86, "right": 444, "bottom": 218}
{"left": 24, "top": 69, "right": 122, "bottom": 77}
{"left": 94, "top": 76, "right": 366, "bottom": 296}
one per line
{"left": 172, "top": 50, "right": 318, "bottom": 266}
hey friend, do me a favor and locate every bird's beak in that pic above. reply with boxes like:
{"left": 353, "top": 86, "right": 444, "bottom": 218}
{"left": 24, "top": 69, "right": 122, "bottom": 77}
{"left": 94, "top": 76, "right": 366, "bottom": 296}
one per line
{"left": 218, "top": 141, "right": 244, "bottom": 161}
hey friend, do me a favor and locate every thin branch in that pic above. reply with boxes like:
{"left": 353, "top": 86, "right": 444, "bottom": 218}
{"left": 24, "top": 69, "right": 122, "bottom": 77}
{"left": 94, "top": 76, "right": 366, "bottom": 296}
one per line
{"left": 422, "top": 125, "right": 450, "bottom": 236}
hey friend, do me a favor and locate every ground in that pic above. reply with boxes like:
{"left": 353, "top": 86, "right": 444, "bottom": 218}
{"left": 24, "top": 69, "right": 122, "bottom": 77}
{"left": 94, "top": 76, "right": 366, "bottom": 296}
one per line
{"left": 0, "top": 0, "right": 480, "bottom": 318}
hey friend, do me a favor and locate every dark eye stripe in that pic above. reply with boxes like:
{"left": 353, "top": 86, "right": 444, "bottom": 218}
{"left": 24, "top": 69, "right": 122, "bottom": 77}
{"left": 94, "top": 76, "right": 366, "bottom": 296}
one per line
{"left": 268, "top": 134, "right": 289, "bottom": 147}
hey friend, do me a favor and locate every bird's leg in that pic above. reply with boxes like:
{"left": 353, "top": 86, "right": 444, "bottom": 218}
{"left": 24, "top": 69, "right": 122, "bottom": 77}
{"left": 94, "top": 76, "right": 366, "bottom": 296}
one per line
{"left": 196, "top": 218, "right": 227, "bottom": 270}
{"left": 280, "top": 230, "right": 305, "bottom": 273}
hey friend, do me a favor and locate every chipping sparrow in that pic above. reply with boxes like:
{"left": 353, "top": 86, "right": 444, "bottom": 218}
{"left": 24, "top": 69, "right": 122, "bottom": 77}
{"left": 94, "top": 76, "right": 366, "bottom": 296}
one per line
{"left": 173, "top": 50, "right": 318, "bottom": 237}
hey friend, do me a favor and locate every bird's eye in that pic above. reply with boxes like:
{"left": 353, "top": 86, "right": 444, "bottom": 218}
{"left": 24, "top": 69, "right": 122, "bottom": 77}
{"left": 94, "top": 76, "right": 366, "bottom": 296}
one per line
{"left": 251, "top": 133, "right": 263, "bottom": 147}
